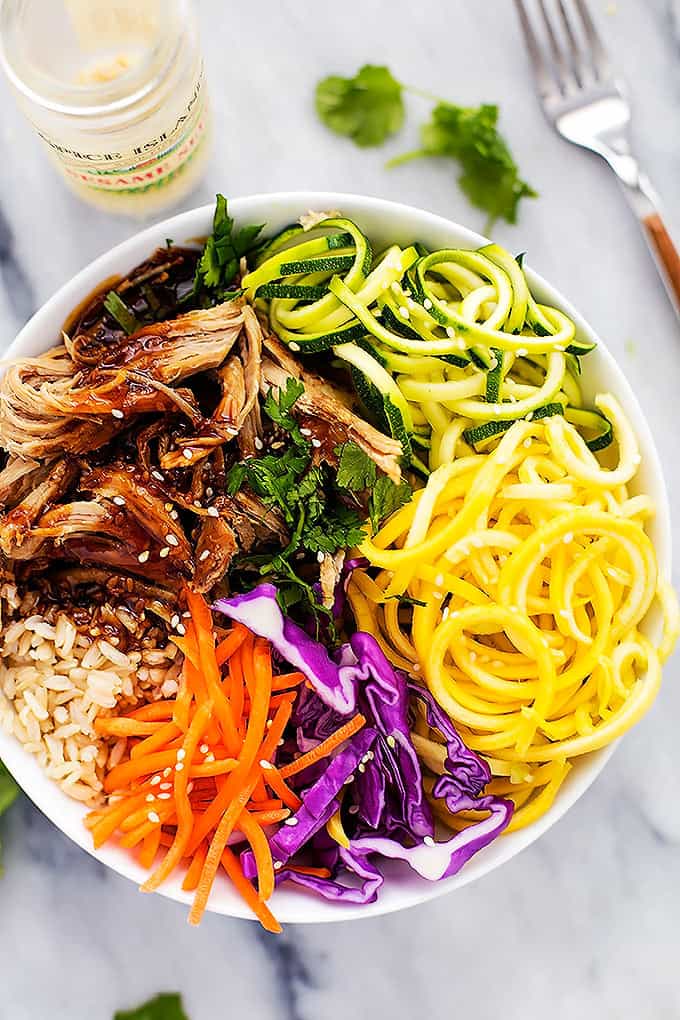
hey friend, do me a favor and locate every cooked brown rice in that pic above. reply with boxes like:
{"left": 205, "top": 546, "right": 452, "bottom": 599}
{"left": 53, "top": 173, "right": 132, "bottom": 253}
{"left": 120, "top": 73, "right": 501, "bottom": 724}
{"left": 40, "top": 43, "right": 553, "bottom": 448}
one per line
{"left": 0, "top": 586, "right": 180, "bottom": 805}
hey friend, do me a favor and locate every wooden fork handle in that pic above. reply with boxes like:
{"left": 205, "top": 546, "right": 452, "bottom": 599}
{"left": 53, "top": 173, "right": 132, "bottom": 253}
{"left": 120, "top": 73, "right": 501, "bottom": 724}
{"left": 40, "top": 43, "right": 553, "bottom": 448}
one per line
{"left": 642, "top": 211, "right": 680, "bottom": 312}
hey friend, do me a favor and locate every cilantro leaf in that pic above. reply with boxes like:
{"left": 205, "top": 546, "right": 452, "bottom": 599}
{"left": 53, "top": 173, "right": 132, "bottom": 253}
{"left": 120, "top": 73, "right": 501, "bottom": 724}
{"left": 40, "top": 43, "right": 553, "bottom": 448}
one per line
{"left": 335, "top": 441, "right": 377, "bottom": 491}
{"left": 194, "top": 194, "right": 264, "bottom": 301}
{"left": 263, "top": 378, "right": 307, "bottom": 447}
{"left": 0, "top": 760, "right": 18, "bottom": 875}
{"left": 303, "top": 504, "right": 367, "bottom": 555}
{"left": 390, "top": 103, "right": 536, "bottom": 227}
{"left": 316, "top": 65, "right": 405, "bottom": 147}
{"left": 114, "top": 993, "right": 188, "bottom": 1020}
{"left": 368, "top": 476, "right": 412, "bottom": 534}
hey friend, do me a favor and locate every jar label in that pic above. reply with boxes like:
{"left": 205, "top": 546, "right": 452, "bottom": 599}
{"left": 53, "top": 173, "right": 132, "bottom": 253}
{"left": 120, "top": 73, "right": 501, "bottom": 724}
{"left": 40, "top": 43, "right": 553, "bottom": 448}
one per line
{"left": 36, "top": 71, "right": 209, "bottom": 195}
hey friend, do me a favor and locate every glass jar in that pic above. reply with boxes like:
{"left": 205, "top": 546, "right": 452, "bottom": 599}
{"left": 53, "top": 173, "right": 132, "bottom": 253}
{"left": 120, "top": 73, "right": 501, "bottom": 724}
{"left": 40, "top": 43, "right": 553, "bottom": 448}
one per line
{"left": 0, "top": 0, "right": 211, "bottom": 215}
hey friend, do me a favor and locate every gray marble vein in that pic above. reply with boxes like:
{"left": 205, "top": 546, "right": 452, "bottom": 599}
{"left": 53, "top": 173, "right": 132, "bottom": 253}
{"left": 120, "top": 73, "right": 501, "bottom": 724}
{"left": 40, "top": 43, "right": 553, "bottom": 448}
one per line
{"left": 0, "top": 1, "right": 679, "bottom": 1017}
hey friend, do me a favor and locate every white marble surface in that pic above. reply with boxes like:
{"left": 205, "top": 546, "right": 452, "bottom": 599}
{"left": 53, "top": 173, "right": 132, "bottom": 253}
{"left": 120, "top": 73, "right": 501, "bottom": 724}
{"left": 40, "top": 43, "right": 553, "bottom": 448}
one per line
{"left": 1, "top": 1, "right": 679, "bottom": 1017}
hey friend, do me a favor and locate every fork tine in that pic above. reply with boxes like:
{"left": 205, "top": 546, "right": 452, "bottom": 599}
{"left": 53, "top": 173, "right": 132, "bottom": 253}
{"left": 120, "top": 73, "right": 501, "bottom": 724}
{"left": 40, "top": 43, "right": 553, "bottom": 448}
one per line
{"left": 538, "top": 0, "right": 579, "bottom": 93}
{"left": 555, "top": 0, "right": 586, "bottom": 83}
{"left": 571, "top": 0, "right": 612, "bottom": 80}
{"left": 513, "top": 0, "right": 557, "bottom": 100}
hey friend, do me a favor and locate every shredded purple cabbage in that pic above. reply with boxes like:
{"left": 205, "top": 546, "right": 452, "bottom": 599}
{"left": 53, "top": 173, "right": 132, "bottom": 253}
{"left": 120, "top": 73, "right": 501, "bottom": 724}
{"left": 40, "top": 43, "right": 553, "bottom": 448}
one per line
{"left": 215, "top": 584, "right": 513, "bottom": 903}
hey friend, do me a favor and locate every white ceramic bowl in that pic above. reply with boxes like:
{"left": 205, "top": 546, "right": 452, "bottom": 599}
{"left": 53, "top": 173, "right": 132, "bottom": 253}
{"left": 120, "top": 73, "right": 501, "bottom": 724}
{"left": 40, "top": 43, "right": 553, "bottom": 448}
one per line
{"left": 0, "top": 193, "right": 671, "bottom": 924}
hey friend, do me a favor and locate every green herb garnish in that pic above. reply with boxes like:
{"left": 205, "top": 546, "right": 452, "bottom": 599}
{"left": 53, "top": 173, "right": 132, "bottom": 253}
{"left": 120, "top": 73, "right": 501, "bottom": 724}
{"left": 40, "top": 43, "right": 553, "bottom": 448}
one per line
{"left": 316, "top": 65, "right": 405, "bottom": 147}
{"left": 368, "top": 475, "right": 412, "bottom": 534}
{"left": 103, "top": 291, "right": 140, "bottom": 335}
{"left": 114, "top": 993, "right": 188, "bottom": 1020}
{"left": 193, "top": 194, "right": 264, "bottom": 303}
{"left": 335, "top": 441, "right": 377, "bottom": 491}
{"left": 389, "top": 102, "right": 536, "bottom": 228}
{"left": 0, "top": 760, "right": 19, "bottom": 874}
{"left": 384, "top": 593, "right": 427, "bottom": 608}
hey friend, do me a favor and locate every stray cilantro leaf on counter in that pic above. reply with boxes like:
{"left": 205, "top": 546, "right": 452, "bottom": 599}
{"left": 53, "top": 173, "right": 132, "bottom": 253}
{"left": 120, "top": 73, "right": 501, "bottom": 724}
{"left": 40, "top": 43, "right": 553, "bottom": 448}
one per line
{"left": 368, "top": 475, "right": 412, "bottom": 534}
{"left": 0, "top": 760, "right": 19, "bottom": 875}
{"left": 389, "top": 102, "right": 536, "bottom": 227}
{"left": 193, "top": 194, "right": 264, "bottom": 302}
{"left": 335, "top": 441, "right": 377, "bottom": 491}
{"left": 114, "top": 993, "right": 188, "bottom": 1020}
{"left": 316, "top": 65, "right": 405, "bottom": 147}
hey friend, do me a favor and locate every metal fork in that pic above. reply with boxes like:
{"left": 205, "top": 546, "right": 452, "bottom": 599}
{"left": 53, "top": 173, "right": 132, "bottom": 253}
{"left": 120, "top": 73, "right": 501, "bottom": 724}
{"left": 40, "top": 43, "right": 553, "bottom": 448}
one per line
{"left": 515, "top": 0, "right": 680, "bottom": 319}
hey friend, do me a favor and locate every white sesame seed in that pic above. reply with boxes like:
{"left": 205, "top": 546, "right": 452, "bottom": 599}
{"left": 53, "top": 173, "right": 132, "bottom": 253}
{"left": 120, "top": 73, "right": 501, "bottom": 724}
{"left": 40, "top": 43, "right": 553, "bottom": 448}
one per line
{"left": 176, "top": 748, "right": 186, "bottom": 762}
{"left": 386, "top": 735, "right": 397, "bottom": 749}
{"left": 274, "top": 860, "right": 283, "bottom": 870}
{"left": 442, "top": 606, "right": 450, "bottom": 621}
{"left": 137, "top": 550, "right": 150, "bottom": 563}
{"left": 165, "top": 533, "right": 179, "bottom": 547}
{"left": 159, "top": 546, "right": 170, "bottom": 558}
{"left": 259, "top": 759, "right": 273, "bottom": 770}
{"left": 147, "top": 811, "right": 161, "bottom": 824}
{"left": 311, "top": 438, "right": 322, "bottom": 448}
{"left": 412, "top": 663, "right": 421, "bottom": 672}
{"left": 176, "top": 623, "right": 186, "bottom": 636}
{"left": 284, "top": 817, "right": 299, "bottom": 826}
{"left": 151, "top": 470, "right": 164, "bottom": 482}
{"left": 183, "top": 449, "right": 193, "bottom": 460}
{"left": 399, "top": 305, "right": 410, "bottom": 320}
{"left": 288, "top": 342, "right": 301, "bottom": 352}
{"left": 358, "top": 763, "right": 366, "bottom": 773}
{"left": 150, "top": 775, "right": 161, "bottom": 787}
{"left": 170, "top": 614, "right": 179, "bottom": 628}
{"left": 316, "top": 550, "right": 325, "bottom": 563}
{"left": 433, "top": 591, "right": 443, "bottom": 600}
{"left": 112, "top": 495, "right": 126, "bottom": 506}
{"left": 300, "top": 427, "right": 312, "bottom": 437}
{"left": 205, "top": 752, "right": 215, "bottom": 763}
{"left": 516, "top": 348, "right": 528, "bottom": 357}
{"left": 157, "top": 793, "right": 171, "bottom": 801}
{"left": 193, "top": 499, "right": 202, "bottom": 508}
{"left": 199, "top": 744, "right": 209, "bottom": 754}
{"left": 435, "top": 573, "right": 444, "bottom": 587}
{"left": 423, "top": 835, "right": 436, "bottom": 847}
{"left": 563, "top": 532, "right": 574, "bottom": 544}
{"left": 207, "top": 506, "right": 219, "bottom": 518}
{"left": 344, "top": 774, "right": 355, "bottom": 785}
{"left": 146, "top": 793, "right": 155, "bottom": 803}
{"left": 446, "top": 327, "right": 456, "bottom": 338}
{"left": 111, "top": 408, "right": 124, "bottom": 419}
{"left": 225, "top": 426, "right": 239, "bottom": 436}
{"left": 254, "top": 436, "right": 264, "bottom": 451}
{"left": 163, "top": 768, "right": 172, "bottom": 778}
{"left": 199, "top": 549, "right": 210, "bottom": 562}
{"left": 525, "top": 411, "right": 534, "bottom": 421}
{"left": 165, "top": 503, "right": 173, "bottom": 512}
{"left": 423, "top": 298, "right": 433, "bottom": 310}
{"left": 160, "top": 782, "right": 172, "bottom": 791}
{"left": 175, "top": 762, "right": 184, "bottom": 772}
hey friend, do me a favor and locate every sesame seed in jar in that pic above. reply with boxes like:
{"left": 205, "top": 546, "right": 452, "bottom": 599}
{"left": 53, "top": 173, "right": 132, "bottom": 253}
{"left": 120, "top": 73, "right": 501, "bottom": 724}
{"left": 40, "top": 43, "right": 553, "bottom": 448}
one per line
{"left": 165, "top": 534, "right": 179, "bottom": 547}
{"left": 199, "top": 549, "right": 210, "bottom": 562}
{"left": 159, "top": 547, "right": 170, "bottom": 558}
{"left": 111, "top": 408, "right": 124, "bottom": 419}
{"left": 138, "top": 550, "right": 150, "bottom": 563}
{"left": 207, "top": 506, "right": 219, "bottom": 518}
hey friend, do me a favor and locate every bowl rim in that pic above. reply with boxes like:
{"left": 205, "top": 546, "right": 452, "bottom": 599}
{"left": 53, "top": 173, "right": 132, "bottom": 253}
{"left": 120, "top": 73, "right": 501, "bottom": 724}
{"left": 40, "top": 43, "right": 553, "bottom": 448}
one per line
{"left": 0, "top": 190, "right": 671, "bottom": 925}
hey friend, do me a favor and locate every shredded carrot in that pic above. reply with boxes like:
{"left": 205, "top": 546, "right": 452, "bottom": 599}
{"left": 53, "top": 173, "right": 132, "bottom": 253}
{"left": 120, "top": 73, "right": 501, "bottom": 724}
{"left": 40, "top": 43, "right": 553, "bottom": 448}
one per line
{"left": 278, "top": 714, "right": 367, "bottom": 779}
{"left": 215, "top": 625, "right": 248, "bottom": 665}
{"left": 173, "top": 672, "right": 192, "bottom": 732}
{"left": 247, "top": 797, "right": 283, "bottom": 813}
{"left": 94, "top": 718, "right": 165, "bottom": 738}
{"left": 249, "top": 808, "right": 290, "bottom": 826}
{"left": 130, "top": 721, "right": 181, "bottom": 760}
{"left": 182, "top": 842, "right": 208, "bottom": 892}
{"left": 185, "top": 588, "right": 240, "bottom": 754}
{"left": 138, "top": 828, "right": 161, "bottom": 869}
{"left": 239, "top": 809, "right": 275, "bottom": 901}
{"left": 218, "top": 848, "right": 282, "bottom": 934}
{"left": 262, "top": 766, "right": 303, "bottom": 811}
{"left": 170, "top": 634, "right": 201, "bottom": 671}
{"left": 271, "top": 671, "right": 306, "bottom": 691}
{"left": 126, "top": 701, "right": 176, "bottom": 722}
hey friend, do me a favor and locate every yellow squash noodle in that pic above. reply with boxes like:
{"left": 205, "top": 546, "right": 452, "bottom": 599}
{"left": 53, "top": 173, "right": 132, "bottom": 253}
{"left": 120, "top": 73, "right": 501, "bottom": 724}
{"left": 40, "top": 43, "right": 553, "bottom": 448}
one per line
{"left": 349, "top": 396, "right": 679, "bottom": 830}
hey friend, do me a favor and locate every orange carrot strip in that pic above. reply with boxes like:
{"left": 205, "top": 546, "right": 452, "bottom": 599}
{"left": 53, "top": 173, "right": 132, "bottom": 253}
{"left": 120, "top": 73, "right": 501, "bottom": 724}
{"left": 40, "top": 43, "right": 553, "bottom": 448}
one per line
{"left": 119, "top": 805, "right": 176, "bottom": 848}
{"left": 271, "top": 672, "right": 306, "bottom": 691}
{"left": 190, "top": 758, "right": 239, "bottom": 778}
{"left": 227, "top": 652, "right": 245, "bottom": 734}
{"left": 88, "top": 792, "right": 150, "bottom": 849}
{"left": 130, "top": 721, "right": 181, "bottom": 760}
{"left": 278, "top": 714, "right": 367, "bottom": 779}
{"left": 269, "top": 691, "right": 298, "bottom": 709}
{"left": 185, "top": 588, "right": 240, "bottom": 755}
{"left": 159, "top": 831, "right": 174, "bottom": 848}
{"left": 182, "top": 842, "right": 208, "bottom": 892}
{"left": 126, "top": 701, "right": 176, "bottom": 722}
{"left": 142, "top": 700, "right": 213, "bottom": 892}
{"left": 250, "top": 775, "right": 269, "bottom": 803}
{"left": 289, "top": 866, "right": 332, "bottom": 879}
{"left": 138, "top": 828, "right": 161, "bottom": 869}
{"left": 184, "top": 657, "right": 210, "bottom": 706}
{"left": 173, "top": 672, "right": 192, "bottom": 732}
{"left": 94, "top": 718, "right": 165, "bottom": 738}
{"left": 239, "top": 809, "right": 275, "bottom": 901}
{"left": 217, "top": 848, "right": 282, "bottom": 934}
{"left": 249, "top": 808, "right": 290, "bottom": 826}
{"left": 170, "top": 634, "right": 201, "bottom": 670}
{"left": 105, "top": 751, "right": 177, "bottom": 793}
{"left": 263, "top": 766, "right": 303, "bottom": 811}
{"left": 186, "top": 698, "right": 289, "bottom": 857}
{"left": 246, "top": 796, "right": 282, "bottom": 813}
{"left": 240, "top": 633, "right": 256, "bottom": 699}
{"left": 215, "top": 625, "right": 248, "bottom": 666}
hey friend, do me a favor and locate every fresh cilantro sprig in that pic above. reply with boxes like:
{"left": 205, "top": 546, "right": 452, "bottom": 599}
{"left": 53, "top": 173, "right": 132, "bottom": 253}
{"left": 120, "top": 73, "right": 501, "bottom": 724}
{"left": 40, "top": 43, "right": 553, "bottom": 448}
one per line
{"left": 114, "top": 993, "right": 188, "bottom": 1020}
{"left": 388, "top": 102, "right": 536, "bottom": 228}
{"left": 314, "top": 65, "right": 535, "bottom": 226}
{"left": 335, "top": 441, "right": 412, "bottom": 534}
{"left": 316, "top": 66, "right": 405, "bottom": 147}
{"left": 192, "top": 194, "right": 264, "bottom": 304}
{"left": 0, "top": 760, "right": 19, "bottom": 874}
